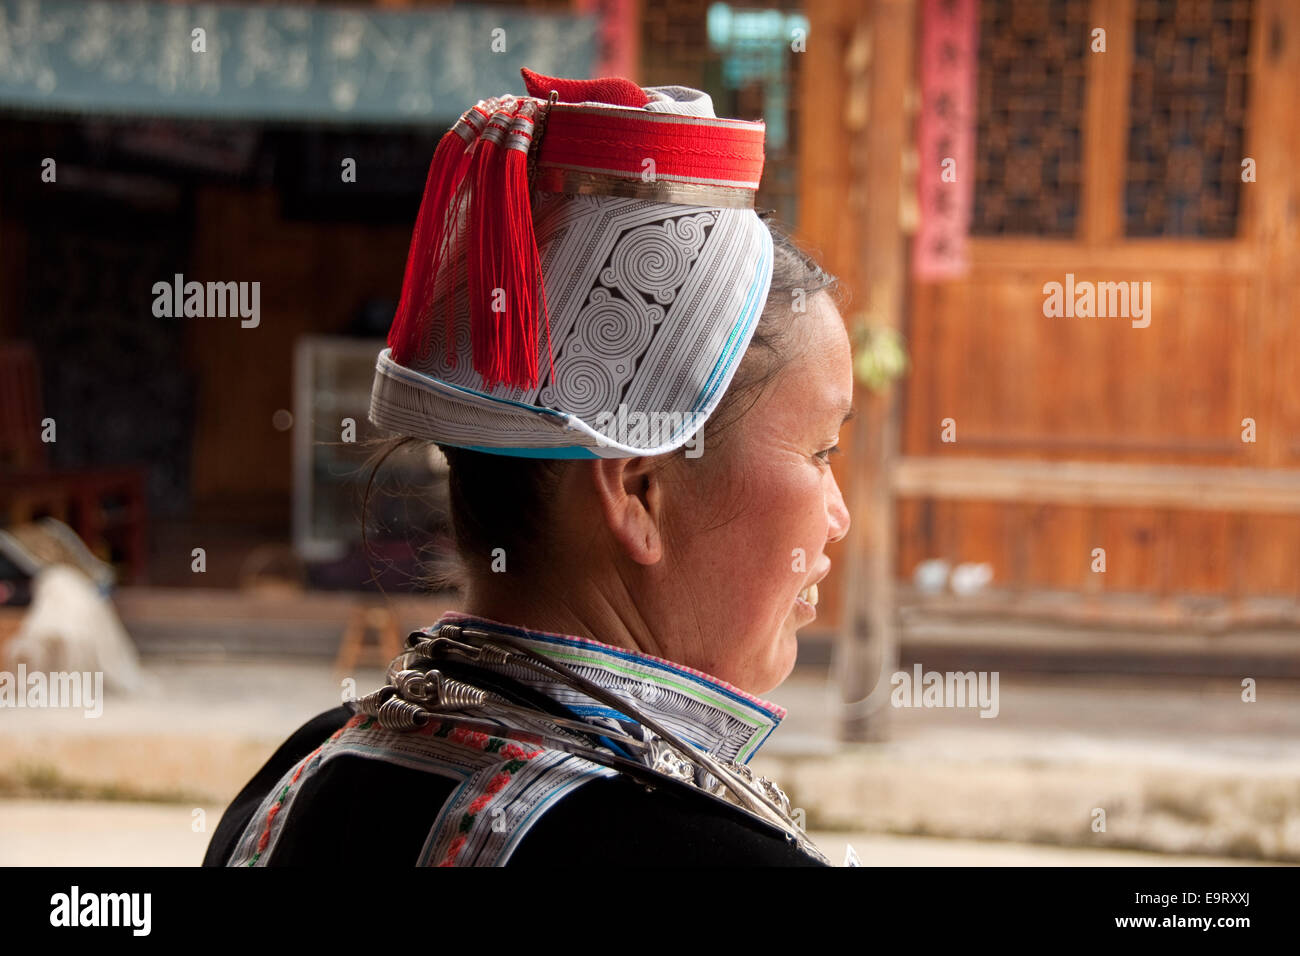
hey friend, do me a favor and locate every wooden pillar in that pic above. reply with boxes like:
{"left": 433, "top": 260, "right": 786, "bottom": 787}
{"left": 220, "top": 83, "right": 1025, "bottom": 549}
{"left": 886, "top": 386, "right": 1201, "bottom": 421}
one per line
{"left": 1244, "top": 0, "right": 1300, "bottom": 473}
{"left": 800, "top": 0, "right": 916, "bottom": 741}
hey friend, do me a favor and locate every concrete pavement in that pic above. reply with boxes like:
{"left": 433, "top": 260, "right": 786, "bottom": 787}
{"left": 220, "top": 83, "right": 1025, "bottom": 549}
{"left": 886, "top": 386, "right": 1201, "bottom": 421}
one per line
{"left": 2, "top": 657, "right": 1298, "bottom": 863}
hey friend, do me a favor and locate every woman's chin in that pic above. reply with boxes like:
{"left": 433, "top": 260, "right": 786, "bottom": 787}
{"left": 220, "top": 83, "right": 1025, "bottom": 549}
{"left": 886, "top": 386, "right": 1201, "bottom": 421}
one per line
{"left": 755, "top": 626, "right": 800, "bottom": 695}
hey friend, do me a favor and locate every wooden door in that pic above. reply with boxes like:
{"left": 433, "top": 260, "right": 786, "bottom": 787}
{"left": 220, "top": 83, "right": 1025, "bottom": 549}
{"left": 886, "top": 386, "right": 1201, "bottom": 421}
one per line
{"left": 896, "top": 0, "right": 1300, "bottom": 604}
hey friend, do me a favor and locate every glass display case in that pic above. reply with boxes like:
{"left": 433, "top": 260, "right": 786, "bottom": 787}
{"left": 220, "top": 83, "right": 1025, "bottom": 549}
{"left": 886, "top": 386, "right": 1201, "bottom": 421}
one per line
{"left": 292, "top": 336, "right": 448, "bottom": 583}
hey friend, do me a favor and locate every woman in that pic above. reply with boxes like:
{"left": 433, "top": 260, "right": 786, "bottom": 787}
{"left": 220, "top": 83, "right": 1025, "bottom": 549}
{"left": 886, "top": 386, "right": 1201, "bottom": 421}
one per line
{"left": 204, "top": 68, "right": 853, "bottom": 867}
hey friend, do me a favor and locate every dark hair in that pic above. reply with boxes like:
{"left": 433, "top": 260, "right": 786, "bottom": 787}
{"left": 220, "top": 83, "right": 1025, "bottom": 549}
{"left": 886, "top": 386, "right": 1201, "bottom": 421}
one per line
{"left": 369, "top": 220, "right": 840, "bottom": 592}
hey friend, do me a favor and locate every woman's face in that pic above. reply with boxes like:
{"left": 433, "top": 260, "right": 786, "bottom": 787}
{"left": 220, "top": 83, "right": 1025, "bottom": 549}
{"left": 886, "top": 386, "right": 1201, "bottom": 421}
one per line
{"left": 656, "top": 291, "right": 854, "bottom": 695}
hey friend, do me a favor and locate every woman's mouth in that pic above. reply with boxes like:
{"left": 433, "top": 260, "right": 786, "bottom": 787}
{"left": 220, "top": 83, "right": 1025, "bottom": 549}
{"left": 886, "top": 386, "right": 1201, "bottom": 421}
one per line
{"left": 793, "top": 583, "right": 819, "bottom": 618}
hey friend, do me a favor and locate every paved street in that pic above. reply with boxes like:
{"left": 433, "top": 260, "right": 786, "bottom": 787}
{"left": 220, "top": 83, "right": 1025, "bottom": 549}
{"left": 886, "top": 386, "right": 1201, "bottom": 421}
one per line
{"left": 0, "top": 799, "right": 1270, "bottom": 867}
{"left": 2, "top": 657, "right": 1298, "bottom": 865}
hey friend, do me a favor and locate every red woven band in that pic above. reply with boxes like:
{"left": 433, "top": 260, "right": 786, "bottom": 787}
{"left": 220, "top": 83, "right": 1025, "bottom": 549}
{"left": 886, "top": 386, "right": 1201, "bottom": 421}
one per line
{"left": 534, "top": 104, "right": 766, "bottom": 189}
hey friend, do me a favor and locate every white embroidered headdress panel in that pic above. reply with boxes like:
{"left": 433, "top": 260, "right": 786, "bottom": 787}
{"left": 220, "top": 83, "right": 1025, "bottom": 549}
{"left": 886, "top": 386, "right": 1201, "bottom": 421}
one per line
{"left": 369, "top": 68, "right": 773, "bottom": 459}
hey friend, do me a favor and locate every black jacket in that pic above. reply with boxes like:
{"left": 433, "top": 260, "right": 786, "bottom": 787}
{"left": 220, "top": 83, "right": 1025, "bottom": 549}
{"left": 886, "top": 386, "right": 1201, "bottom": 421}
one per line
{"left": 203, "top": 705, "right": 828, "bottom": 867}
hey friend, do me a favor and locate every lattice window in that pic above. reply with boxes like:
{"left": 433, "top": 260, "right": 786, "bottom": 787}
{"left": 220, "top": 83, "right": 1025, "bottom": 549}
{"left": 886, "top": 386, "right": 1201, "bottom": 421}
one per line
{"left": 1125, "top": 0, "right": 1253, "bottom": 237}
{"left": 971, "top": 0, "right": 1090, "bottom": 236}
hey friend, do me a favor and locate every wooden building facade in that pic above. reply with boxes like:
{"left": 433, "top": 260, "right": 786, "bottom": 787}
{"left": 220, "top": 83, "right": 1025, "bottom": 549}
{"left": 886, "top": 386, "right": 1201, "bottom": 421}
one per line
{"left": 793, "top": 0, "right": 1300, "bottom": 732}
{"left": 2, "top": 0, "right": 1295, "bottom": 644}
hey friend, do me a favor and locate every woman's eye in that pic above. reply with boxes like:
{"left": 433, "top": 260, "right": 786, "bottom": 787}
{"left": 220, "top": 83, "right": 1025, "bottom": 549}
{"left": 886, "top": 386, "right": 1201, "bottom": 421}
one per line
{"left": 815, "top": 444, "right": 841, "bottom": 462}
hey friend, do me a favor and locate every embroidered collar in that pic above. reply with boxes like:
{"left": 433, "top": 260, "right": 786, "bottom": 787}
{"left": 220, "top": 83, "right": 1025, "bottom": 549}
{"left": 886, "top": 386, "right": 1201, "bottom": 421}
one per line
{"left": 427, "top": 611, "right": 785, "bottom": 765}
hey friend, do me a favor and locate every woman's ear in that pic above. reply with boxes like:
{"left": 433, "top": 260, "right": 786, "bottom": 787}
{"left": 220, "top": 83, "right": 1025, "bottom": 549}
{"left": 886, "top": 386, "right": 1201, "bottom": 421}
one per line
{"left": 588, "top": 457, "right": 663, "bottom": 565}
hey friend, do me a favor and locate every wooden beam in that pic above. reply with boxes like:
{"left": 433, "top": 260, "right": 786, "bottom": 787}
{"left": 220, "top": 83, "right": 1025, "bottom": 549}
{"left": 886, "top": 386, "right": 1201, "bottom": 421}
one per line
{"left": 893, "top": 457, "right": 1300, "bottom": 513}
{"left": 967, "top": 238, "right": 1258, "bottom": 274}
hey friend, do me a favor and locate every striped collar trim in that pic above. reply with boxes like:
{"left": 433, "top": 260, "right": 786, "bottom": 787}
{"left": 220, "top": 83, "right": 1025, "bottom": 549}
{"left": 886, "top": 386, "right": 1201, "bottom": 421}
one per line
{"left": 427, "top": 611, "right": 785, "bottom": 765}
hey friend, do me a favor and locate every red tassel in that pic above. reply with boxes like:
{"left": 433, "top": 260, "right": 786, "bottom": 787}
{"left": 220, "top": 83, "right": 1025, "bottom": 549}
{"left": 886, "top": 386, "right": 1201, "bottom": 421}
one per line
{"left": 511, "top": 146, "right": 556, "bottom": 391}
{"left": 434, "top": 137, "right": 482, "bottom": 367}
{"left": 388, "top": 106, "right": 487, "bottom": 367}
{"left": 467, "top": 100, "right": 555, "bottom": 392}
{"left": 388, "top": 128, "right": 464, "bottom": 365}
{"left": 467, "top": 110, "right": 508, "bottom": 387}
{"left": 501, "top": 147, "right": 541, "bottom": 389}
{"left": 390, "top": 97, "right": 556, "bottom": 393}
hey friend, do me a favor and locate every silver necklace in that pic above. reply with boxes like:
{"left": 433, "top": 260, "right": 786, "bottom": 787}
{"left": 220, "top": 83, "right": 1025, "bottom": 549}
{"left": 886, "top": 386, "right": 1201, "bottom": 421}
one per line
{"left": 353, "top": 621, "right": 830, "bottom": 865}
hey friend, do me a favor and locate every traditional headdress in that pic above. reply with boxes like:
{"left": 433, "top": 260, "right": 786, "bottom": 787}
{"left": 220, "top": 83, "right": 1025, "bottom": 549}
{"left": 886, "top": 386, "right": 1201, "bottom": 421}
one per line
{"left": 369, "top": 68, "right": 772, "bottom": 458}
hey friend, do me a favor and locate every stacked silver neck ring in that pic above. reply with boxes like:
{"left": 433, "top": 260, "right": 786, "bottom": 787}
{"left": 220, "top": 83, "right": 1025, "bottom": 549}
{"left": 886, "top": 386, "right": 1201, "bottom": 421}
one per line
{"left": 353, "top": 620, "right": 829, "bottom": 865}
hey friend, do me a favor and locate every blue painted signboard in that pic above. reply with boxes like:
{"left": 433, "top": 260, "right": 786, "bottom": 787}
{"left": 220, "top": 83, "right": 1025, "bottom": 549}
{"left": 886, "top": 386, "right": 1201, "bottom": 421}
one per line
{"left": 0, "top": 0, "right": 597, "bottom": 124}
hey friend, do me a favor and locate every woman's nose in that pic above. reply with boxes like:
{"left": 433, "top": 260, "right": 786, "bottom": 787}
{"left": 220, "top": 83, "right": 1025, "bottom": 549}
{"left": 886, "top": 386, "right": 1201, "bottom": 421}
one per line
{"left": 826, "top": 471, "right": 851, "bottom": 544}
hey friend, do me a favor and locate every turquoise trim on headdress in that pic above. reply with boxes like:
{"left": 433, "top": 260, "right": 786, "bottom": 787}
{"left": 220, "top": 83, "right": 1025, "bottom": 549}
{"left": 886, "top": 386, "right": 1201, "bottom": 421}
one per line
{"left": 461, "top": 444, "right": 598, "bottom": 459}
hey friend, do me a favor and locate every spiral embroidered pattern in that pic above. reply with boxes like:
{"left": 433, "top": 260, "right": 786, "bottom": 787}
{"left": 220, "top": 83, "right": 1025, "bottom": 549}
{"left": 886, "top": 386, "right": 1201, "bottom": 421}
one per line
{"left": 543, "top": 211, "right": 716, "bottom": 422}
{"left": 601, "top": 212, "right": 715, "bottom": 306}
{"left": 544, "top": 354, "right": 619, "bottom": 418}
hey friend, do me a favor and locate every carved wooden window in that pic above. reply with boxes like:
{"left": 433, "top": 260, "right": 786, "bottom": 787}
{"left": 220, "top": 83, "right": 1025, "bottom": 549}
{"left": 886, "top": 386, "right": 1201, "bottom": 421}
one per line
{"left": 1125, "top": 0, "right": 1253, "bottom": 237}
{"left": 971, "top": 0, "right": 1254, "bottom": 239}
{"left": 972, "top": 0, "right": 1090, "bottom": 236}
